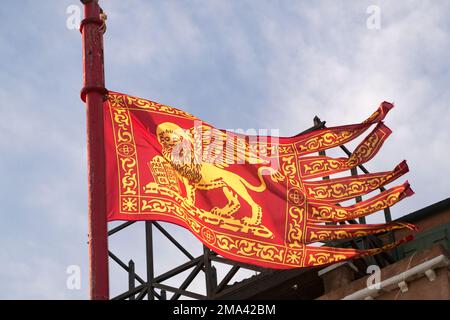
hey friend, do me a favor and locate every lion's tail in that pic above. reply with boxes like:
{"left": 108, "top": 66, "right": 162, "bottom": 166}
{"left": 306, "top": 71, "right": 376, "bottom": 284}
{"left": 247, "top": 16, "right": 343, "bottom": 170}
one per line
{"left": 242, "top": 166, "right": 285, "bottom": 192}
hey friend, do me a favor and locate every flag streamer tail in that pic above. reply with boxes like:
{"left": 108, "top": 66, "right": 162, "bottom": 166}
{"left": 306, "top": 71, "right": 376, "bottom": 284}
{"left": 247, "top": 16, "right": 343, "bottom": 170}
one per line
{"left": 304, "top": 160, "right": 409, "bottom": 204}
{"left": 299, "top": 122, "right": 392, "bottom": 180}
{"left": 307, "top": 181, "right": 414, "bottom": 222}
{"left": 286, "top": 101, "right": 394, "bottom": 155}
{"left": 304, "top": 221, "right": 416, "bottom": 244}
{"left": 304, "top": 235, "right": 414, "bottom": 267}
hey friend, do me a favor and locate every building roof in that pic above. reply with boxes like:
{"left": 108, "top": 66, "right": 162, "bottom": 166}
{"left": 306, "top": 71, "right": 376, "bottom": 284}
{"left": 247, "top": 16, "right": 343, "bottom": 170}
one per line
{"left": 396, "top": 197, "right": 450, "bottom": 223}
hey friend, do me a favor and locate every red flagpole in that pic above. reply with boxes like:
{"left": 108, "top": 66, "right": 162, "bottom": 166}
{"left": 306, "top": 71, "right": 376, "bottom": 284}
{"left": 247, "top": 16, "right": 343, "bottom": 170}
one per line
{"left": 80, "top": 0, "right": 109, "bottom": 300}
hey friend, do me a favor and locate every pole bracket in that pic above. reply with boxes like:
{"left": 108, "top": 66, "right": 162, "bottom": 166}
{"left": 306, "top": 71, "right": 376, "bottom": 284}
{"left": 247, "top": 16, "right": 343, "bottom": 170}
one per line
{"left": 79, "top": 17, "right": 103, "bottom": 33}
{"left": 81, "top": 86, "right": 108, "bottom": 102}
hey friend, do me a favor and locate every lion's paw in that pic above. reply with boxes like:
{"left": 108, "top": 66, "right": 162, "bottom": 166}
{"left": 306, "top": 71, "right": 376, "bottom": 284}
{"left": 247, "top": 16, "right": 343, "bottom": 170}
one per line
{"left": 242, "top": 216, "right": 258, "bottom": 226}
{"left": 211, "top": 207, "right": 232, "bottom": 217}
{"left": 211, "top": 207, "right": 221, "bottom": 216}
{"left": 243, "top": 206, "right": 262, "bottom": 226}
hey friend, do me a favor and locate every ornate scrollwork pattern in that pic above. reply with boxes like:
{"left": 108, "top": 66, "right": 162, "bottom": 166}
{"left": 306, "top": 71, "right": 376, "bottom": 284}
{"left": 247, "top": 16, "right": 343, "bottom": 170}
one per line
{"left": 110, "top": 104, "right": 140, "bottom": 213}
{"left": 296, "top": 131, "right": 352, "bottom": 154}
{"left": 216, "top": 235, "right": 285, "bottom": 262}
{"left": 108, "top": 92, "right": 197, "bottom": 120}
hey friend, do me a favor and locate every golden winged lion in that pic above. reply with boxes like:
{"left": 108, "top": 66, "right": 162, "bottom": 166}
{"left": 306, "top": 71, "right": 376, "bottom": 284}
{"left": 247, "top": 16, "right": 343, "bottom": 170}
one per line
{"left": 149, "top": 122, "right": 284, "bottom": 226}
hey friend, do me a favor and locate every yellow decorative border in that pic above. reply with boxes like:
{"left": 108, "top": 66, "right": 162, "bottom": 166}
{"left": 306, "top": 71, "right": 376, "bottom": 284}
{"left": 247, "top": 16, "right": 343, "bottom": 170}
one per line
{"left": 108, "top": 92, "right": 198, "bottom": 120}
{"left": 295, "top": 130, "right": 353, "bottom": 154}
{"left": 109, "top": 104, "right": 140, "bottom": 213}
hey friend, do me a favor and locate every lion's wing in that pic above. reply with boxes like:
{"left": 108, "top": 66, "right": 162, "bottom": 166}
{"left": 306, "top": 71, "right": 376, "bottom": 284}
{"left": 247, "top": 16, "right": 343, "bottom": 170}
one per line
{"left": 189, "top": 125, "right": 268, "bottom": 168}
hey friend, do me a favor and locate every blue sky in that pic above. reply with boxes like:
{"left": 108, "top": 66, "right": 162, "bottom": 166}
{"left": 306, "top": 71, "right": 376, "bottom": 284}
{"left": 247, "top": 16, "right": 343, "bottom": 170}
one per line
{"left": 0, "top": 0, "right": 449, "bottom": 299}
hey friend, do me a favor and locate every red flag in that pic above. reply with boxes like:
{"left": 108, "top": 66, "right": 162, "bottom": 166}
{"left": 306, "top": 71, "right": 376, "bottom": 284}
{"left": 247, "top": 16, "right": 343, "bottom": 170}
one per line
{"left": 104, "top": 91, "right": 415, "bottom": 269}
